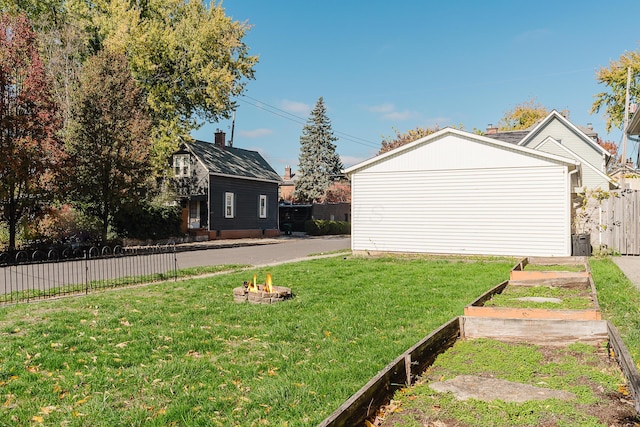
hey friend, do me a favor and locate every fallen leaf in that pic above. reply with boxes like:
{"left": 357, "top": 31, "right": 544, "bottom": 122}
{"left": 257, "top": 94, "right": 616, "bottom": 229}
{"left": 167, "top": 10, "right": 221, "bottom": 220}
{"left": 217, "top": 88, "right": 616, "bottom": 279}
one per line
{"left": 74, "top": 397, "right": 89, "bottom": 406}
{"left": 115, "top": 342, "right": 128, "bottom": 349}
{"left": 31, "top": 415, "right": 44, "bottom": 423}
{"left": 40, "top": 406, "right": 56, "bottom": 415}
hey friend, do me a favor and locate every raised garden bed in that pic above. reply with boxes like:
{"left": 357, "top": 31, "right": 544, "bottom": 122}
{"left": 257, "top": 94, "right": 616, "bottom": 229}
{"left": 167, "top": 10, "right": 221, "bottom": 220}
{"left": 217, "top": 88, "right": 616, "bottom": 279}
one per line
{"left": 317, "top": 317, "right": 640, "bottom": 426}
{"left": 463, "top": 276, "right": 601, "bottom": 321}
{"left": 377, "top": 337, "right": 638, "bottom": 426}
{"left": 510, "top": 256, "right": 590, "bottom": 281}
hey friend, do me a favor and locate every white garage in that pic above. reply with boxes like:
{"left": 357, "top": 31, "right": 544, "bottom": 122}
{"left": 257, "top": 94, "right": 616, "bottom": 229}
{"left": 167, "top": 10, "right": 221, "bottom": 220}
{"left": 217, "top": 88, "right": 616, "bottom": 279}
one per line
{"left": 345, "top": 128, "right": 579, "bottom": 257}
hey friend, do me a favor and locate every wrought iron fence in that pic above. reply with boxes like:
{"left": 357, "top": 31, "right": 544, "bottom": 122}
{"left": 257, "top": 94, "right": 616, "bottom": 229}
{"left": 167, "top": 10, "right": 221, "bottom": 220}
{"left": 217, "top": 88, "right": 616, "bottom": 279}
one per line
{"left": 0, "top": 244, "right": 177, "bottom": 305}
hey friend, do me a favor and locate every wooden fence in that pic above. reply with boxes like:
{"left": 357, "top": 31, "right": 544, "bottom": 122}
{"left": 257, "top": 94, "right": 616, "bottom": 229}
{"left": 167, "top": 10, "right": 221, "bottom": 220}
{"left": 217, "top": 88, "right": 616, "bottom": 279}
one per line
{"left": 600, "top": 189, "right": 640, "bottom": 255}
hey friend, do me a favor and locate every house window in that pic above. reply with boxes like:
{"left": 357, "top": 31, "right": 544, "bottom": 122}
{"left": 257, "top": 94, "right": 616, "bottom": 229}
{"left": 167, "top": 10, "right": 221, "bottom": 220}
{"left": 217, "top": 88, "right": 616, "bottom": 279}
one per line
{"left": 225, "top": 192, "right": 235, "bottom": 218}
{"left": 259, "top": 195, "right": 267, "bottom": 218}
{"left": 173, "top": 154, "right": 190, "bottom": 177}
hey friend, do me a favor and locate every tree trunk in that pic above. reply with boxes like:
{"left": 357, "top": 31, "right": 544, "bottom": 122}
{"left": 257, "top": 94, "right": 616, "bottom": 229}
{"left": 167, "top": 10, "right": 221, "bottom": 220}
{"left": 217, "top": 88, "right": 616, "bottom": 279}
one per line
{"left": 8, "top": 197, "right": 17, "bottom": 252}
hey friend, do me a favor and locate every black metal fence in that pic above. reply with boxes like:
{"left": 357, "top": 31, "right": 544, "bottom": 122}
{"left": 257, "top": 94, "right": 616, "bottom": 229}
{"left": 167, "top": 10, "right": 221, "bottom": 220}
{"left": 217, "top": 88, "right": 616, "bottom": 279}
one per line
{"left": 0, "top": 244, "right": 177, "bottom": 305}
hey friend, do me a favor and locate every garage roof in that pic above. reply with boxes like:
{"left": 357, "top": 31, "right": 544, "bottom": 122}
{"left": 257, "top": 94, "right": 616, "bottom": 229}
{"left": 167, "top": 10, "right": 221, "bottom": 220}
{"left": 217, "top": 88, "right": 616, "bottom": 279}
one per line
{"left": 345, "top": 127, "right": 579, "bottom": 175}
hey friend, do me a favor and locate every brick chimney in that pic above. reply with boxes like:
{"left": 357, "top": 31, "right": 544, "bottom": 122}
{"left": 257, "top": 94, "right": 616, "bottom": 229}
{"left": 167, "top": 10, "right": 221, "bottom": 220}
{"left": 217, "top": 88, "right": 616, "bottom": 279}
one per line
{"left": 284, "top": 165, "right": 291, "bottom": 180}
{"left": 214, "top": 129, "right": 226, "bottom": 149}
{"left": 485, "top": 124, "right": 498, "bottom": 135}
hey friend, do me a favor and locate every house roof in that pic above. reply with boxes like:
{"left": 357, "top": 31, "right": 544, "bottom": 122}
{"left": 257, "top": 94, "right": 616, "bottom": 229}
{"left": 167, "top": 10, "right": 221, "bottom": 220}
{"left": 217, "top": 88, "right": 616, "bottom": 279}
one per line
{"left": 534, "top": 136, "right": 617, "bottom": 189}
{"left": 344, "top": 127, "right": 579, "bottom": 175}
{"left": 518, "top": 110, "right": 611, "bottom": 158}
{"left": 485, "top": 111, "right": 605, "bottom": 153}
{"left": 628, "top": 111, "right": 640, "bottom": 135}
{"left": 484, "top": 130, "right": 529, "bottom": 145}
{"left": 184, "top": 139, "right": 282, "bottom": 183}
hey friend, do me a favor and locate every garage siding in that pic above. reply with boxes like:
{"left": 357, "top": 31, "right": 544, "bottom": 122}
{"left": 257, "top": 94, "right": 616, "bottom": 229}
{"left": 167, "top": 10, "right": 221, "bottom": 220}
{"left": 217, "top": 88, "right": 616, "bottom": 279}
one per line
{"left": 351, "top": 166, "right": 570, "bottom": 256}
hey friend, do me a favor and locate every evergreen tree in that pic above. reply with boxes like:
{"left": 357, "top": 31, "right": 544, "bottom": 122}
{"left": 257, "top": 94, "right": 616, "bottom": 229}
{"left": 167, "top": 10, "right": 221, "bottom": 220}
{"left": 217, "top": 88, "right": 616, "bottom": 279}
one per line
{"left": 294, "top": 97, "right": 343, "bottom": 203}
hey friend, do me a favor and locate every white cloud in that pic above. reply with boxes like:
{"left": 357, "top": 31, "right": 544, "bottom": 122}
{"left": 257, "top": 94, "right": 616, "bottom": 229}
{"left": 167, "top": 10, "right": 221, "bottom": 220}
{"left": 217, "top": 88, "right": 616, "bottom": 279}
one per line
{"left": 367, "top": 103, "right": 396, "bottom": 114}
{"left": 239, "top": 128, "right": 273, "bottom": 138}
{"left": 365, "top": 103, "right": 417, "bottom": 121}
{"left": 280, "top": 100, "right": 311, "bottom": 115}
{"left": 382, "top": 110, "right": 417, "bottom": 121}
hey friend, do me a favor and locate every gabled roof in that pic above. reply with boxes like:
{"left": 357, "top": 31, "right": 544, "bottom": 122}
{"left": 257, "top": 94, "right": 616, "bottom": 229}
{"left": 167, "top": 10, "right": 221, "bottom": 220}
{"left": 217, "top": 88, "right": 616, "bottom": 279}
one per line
{"left": 534, "top": 136, "right": 617, "bottom": 189}
{"left": 183, "top": 139, "right": 281, "bottom": 183}
{"left": 518, "top": 110, "right": 611, "bottom": 158}
{"left": 344, "top": 127, "right": 579, "bottom": 175}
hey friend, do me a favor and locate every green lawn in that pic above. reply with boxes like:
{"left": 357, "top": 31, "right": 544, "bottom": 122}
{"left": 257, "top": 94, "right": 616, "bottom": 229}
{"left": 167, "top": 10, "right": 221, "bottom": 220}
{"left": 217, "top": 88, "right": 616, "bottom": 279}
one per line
{"left": 0, "top": 255, "right": 513, "bottom": 426}
{"left": 590, "top": 257, "right": 640, "bottom": 362}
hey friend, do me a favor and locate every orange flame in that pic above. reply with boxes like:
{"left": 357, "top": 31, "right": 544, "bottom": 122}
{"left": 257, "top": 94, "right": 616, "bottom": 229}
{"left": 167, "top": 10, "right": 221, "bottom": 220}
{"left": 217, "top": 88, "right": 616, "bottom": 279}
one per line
{"left": 245, "top": 273, "right": 275, "bottom": 293}
{"left": 264, "top": 273, "right": 274, "bottom": 293}
{"left": 247, "top": 274, "right": 258, "bottom": 292}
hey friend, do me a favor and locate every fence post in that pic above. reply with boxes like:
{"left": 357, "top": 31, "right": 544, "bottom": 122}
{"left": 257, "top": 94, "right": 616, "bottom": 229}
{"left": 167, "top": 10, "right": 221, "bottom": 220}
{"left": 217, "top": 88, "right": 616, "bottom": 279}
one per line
{"left": 173, "top": 244, "right": 178, "bottom": 281}
{"left": 84, "top": 249, "right": 89, "bottom": 295}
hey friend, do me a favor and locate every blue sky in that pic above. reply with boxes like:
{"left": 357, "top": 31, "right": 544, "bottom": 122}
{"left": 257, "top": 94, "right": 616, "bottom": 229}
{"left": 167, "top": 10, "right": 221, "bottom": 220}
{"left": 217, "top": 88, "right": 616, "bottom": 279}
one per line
{"left": 192, "top": 1, "right": 640, "bottom": 177}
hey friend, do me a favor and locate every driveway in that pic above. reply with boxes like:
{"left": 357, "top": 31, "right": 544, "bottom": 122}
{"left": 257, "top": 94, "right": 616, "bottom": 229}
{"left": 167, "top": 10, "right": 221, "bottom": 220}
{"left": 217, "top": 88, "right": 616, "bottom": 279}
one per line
{"left": 612, "top": 256, "right": 640, "bottom": 290}
{"left": 175, "top": 235, "right": 351, "bottom": 270}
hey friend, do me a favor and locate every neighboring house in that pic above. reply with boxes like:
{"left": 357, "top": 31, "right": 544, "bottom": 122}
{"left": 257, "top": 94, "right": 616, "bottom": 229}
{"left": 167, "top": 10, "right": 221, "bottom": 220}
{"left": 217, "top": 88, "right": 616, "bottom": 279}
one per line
{"left": 345, "top": 128, "right": 579, "bottom": 257}
{"left": 486, "top": 110, "right": 615, "bottom": 192}
{"left": 279, "top": 165, "right": 298, "bottom": 202}
{"left": 609, "top": 163, "right": 640, "bottom": 190}
{"left": 171, "top": 131, "right": 282, "bottom": 240}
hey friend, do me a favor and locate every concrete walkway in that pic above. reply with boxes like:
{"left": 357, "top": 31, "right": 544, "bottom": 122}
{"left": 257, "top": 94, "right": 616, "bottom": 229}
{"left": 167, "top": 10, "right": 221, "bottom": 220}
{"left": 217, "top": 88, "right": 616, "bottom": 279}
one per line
{"left": 612, "top": 256, "right": 640, "bottom": 290}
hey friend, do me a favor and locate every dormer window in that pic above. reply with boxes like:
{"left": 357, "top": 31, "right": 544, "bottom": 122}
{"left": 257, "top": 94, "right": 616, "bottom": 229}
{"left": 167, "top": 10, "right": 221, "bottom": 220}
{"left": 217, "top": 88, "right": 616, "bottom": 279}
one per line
{"left": 173, "top": 153, "right": 190, "bottom": 177}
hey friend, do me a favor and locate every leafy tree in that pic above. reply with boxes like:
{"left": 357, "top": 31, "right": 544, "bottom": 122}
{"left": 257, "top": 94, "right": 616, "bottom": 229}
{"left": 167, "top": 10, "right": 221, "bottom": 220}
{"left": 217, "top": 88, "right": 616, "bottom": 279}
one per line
{"left": 97, "top": 0, "right": 258, "bottom": 171}
{"left": 591, "top": 50, "right": 640, "bottom": 132}
{"left": 497, "top": 98, "right": 549, "bottom": 131}
{"left": 65, "top": 50, "right": 152, "bottom": 242}
{"left": 322, "top": 181, "right": 351, "bottom": 203}
{"left": 0, "top": 13, "right": 61, "bottom": 250}
{"left": 378, "top": 126, "right": 442, "bottom": 155}
{"left": 294, "top": 97, "right": 343, "bottom": 203}
{"left": 3, "top": 0, "right": 258, "bottom": 173}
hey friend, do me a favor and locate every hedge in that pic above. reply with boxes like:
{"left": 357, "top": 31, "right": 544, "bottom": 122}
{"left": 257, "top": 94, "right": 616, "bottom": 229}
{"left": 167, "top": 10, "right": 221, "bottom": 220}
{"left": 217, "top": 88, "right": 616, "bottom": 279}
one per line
{"left": 304, "top": 219, "right": 351, "bottom": 236}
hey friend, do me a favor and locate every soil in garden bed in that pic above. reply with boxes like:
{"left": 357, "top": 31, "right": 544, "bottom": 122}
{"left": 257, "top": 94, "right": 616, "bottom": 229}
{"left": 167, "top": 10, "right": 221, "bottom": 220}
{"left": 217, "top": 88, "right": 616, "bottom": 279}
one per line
{"left": 522, "top": 263, "right": 587, "bottom": 272}
{"left": 375, "top": 338, "right": 638, "bottom": 427}
{"left": 482, "top": 284, "right": 596, "bottom": 310}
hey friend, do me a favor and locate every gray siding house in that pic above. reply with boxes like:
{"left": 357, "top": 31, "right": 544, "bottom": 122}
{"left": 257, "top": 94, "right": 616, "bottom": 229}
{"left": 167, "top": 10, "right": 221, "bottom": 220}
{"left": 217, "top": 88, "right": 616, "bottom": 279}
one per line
{"left": 172, "top": 132, "right": 282, "bottom": 239}
{"left": 486, "top": 110, "right": 615, "bottom": 191}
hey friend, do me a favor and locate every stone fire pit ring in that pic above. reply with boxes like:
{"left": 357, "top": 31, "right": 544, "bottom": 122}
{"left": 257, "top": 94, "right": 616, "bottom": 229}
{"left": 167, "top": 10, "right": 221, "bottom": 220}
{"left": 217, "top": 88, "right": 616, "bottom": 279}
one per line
{"left": 233, "top": 275, "right": 293, "bottom": 304}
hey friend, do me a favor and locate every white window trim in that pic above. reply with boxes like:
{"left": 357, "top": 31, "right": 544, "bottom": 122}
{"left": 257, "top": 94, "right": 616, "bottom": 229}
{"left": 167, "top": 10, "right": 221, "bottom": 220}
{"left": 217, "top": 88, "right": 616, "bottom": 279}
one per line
{"left": 173, "top": 154, "right": 190, "bottom": 177}
{"left": 259, "top": 195, "right": 267, "bottom": 218}
{"left": 224, "top": 192, "right": 235, "bottom": 218}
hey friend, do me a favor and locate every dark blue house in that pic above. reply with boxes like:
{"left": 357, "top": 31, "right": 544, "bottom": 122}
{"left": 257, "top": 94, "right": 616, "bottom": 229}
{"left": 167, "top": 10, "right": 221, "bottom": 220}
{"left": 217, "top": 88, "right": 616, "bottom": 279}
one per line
{"left": 172, "top": 131, "right": 282, "bottom": 239}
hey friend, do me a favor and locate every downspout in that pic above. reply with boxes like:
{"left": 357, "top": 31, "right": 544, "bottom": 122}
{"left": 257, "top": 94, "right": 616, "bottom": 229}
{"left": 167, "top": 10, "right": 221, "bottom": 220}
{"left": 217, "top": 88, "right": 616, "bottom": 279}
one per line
{"left": 568, "top": 168, "right": 580, "bottom": 253}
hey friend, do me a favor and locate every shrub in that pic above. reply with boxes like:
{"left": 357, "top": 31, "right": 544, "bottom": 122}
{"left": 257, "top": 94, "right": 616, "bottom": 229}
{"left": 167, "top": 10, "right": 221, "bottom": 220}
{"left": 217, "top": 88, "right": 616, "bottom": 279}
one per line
{"left": 304, "top": 219, "right": 350, "bottom": 236}
{"left": 113, "top": 203, "right": 182, "bottom": 240}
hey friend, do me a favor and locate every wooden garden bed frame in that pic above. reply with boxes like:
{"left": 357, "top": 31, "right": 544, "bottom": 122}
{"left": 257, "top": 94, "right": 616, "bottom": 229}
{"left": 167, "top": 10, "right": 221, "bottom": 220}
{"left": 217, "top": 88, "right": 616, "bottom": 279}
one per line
{"left": 463, "top": 276, "right": 601, "bottom": 321}
{"left": 317, "top": 317, "right": 640, "bottom": 427}
{"left": 510, "top": 256, "right": 590, "bottom": 281}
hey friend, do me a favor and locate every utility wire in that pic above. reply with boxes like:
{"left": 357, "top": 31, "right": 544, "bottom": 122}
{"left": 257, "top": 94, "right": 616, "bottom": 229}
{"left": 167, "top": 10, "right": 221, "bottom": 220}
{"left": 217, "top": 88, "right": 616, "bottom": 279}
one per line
{"left": 236, "top": 94, "right": 380, "bottom": 149}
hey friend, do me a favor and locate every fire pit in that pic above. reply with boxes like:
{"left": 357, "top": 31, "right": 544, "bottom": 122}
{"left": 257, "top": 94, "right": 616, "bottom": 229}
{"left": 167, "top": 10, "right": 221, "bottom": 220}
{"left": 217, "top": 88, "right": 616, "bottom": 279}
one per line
{"left": 233, "top": 273, "right": 292, "bottom": 304}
